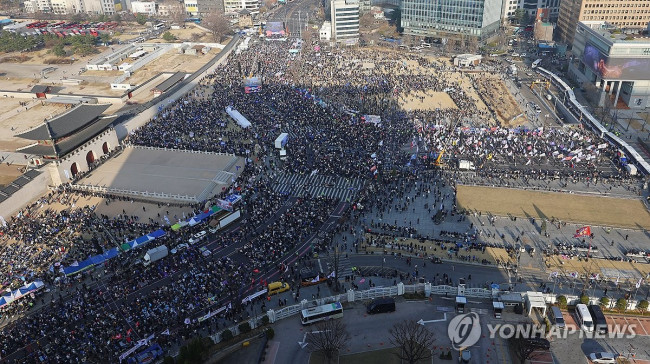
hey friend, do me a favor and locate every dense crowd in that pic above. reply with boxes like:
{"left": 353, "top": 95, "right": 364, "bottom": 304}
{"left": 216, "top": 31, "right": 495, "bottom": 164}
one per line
{"left": 0, "top": 35, "right": 643, "bottom": 364}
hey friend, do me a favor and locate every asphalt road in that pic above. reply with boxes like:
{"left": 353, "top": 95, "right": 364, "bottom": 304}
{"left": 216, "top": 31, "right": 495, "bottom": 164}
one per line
{"left": 266, "top": 0, "right": 320, "bottom": 37}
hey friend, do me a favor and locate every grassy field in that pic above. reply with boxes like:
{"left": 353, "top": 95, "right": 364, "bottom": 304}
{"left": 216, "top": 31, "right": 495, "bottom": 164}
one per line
{"left": 456, "top": 185, "right": 650, "bottom": 229}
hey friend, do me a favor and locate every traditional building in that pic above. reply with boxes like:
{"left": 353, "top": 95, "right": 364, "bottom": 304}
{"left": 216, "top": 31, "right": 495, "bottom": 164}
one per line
{"left": 15, "top": 104, "right": 119, "bottom": 185}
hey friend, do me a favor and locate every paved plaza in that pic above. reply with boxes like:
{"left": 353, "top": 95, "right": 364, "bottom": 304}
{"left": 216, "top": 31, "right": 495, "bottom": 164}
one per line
{"left": 76, "top": 146, "right": 245, "bottom": 202}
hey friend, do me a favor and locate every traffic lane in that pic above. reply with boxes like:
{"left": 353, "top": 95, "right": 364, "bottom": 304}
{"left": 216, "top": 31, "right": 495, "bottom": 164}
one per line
{"left": 349, "top": 255, "right": 510, "bottom": 286}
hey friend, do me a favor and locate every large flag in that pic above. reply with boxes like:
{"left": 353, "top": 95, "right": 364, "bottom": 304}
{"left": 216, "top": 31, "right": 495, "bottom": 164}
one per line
{"left": 311, "top": 275, "right": 320, "bottom": 283}
{"left": 637, "top": 278, "right": 644, "bottom": 289}
{"left": 574, "top": 226, "right": 591, "bottom": 238}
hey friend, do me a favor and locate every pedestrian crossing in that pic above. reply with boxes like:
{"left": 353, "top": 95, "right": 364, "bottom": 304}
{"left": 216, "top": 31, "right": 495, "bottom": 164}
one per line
{"left": 272, "top": 172, "right": 364, "bottom": 202}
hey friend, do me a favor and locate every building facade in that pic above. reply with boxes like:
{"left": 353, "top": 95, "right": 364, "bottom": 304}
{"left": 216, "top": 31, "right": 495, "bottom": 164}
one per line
{"left": 223, "top": 0, "right": 256, "bottom": 13}
{"left": 184, "top": 0, "right": 224, "bottom": 16}
{"left": 24, "top": 0, "right": 115, "bottom": 14}
{"left": 401, "top": 0, "right": 502, "bottom": 41}
{"left": 569, "top": 21, "right": 650, "bottom": 109}
{"left": 331, "top": 0, "right": 359, "bottom": 44}
{"left": 557, "top": 0, "right": 650, "bottom": 46}
{"left": 130, "top": 0, "right": 156, "bottom": 14}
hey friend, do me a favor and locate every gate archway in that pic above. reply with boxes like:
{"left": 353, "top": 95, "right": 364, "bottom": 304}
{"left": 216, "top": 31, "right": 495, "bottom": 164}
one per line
{"left": 86, "top": 151, "right": 95, "bottom": 166}
{"left": 102, "top": 142, "right": 110, "bottom": 155}
{"left": 70, "top": 162, "right": 79, "bottom": 176}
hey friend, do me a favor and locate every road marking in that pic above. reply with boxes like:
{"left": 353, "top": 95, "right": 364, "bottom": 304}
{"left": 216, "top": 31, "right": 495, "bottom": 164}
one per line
{"left": 417, "top": 313, "right": 447, "bottom": 325}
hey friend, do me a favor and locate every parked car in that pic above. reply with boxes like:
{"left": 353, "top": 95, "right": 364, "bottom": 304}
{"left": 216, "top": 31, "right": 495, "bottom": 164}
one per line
{"left": 588, "top": 352, "right": 617, "bottom": 364}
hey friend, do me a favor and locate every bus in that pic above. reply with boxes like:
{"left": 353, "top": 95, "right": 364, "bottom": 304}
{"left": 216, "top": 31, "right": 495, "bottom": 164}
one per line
{"left": 154, "top": 23, "right": 165, "bottom": 30}
{"left": 532, "top": 58, "right": 542, "bottom": 68}
{"left": 301, "top": 302, "right": 343, "bottom": 325}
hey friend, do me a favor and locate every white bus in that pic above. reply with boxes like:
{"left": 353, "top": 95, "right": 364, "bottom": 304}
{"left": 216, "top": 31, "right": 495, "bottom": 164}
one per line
{"left": 575, "top": 304, "right": 594, "bottom": 332}
{"left": 154, "top": 23, "right": 165, "bottom": 30}
{"left": 532, "top": 58, "right": 542, "bottom": 68}
{"left": 301, "top": 302, "right": 344, "bottom": 325}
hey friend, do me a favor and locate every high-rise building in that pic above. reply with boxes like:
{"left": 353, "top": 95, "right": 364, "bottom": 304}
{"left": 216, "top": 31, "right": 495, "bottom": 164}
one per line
{"left": 400, "top": 0, "right": 502, "bottom": 41}
{"left": 569, "top": 21, "right": 650, "bottom": 109}
{"left": 184, "top": 0, "right": 224, "bottom": 16}
{"left": 557, "top": 0, "right": 650, "bottom": 46}
{"left": 331, "top": 0, "right": 359, "bottom": 45}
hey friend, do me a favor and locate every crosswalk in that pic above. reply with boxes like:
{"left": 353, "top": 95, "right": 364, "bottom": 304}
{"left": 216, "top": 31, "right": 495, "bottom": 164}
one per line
{"left": 272, "top": 172, "right": 364, "bottom": 202}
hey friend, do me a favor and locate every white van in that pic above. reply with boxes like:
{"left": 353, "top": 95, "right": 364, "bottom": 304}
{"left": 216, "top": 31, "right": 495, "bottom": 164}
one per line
{"left": 575, "top": 304, "right": 594, "bottom": 332}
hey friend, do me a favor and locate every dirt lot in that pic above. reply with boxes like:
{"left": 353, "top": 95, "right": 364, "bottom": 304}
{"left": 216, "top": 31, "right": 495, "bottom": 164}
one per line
{"left": 470, "top": 73, "right": 524, "bottom": 126}
{"left": 149, "top": 24, "right": 214, "bottom": 43}
{"left": 0, "top": 164, "right": 24, "bottom": 188}
{"left": 399, "top": 91, "right": 457, "bottom": 110}
{"left": 456, "top": 185, "right": 650, "bottom": 229}
{"left": 0, "top": 103, "right": 69, "bottom": 151}
{"left": 124, "top": 48, "right": 218, "bottom": 86}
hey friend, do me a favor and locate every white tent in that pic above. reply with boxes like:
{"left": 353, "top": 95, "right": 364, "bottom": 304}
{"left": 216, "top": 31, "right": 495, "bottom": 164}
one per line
{"left": 226, "top": 106, "right": 251, "bottom": 129}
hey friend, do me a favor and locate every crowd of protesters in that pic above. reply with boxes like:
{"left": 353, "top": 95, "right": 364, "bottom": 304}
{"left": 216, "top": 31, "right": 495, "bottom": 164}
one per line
{"left": 0, "top": 35, "right": 642, "bottom": 364}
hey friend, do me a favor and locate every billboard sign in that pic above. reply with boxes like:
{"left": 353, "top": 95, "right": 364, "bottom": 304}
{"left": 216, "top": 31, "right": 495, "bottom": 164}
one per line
{"left": 583, "top": 42, "right": 650, "bottom": 80}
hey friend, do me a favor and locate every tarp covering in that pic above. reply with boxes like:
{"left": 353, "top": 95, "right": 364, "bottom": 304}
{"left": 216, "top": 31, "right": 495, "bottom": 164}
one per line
{"left": 226, "top": 106, "right": 251, "bottom": 128}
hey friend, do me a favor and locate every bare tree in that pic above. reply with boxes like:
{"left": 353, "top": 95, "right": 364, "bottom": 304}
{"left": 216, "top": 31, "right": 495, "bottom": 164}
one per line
{"left": 203, "top": 11, "right": 231, "bottom": 42}
{"left": 167, "top": 1, "right": 187, "bottom": 26}
{"left": 359, "top": 12, "right": 375, "bottom": 29}
{"left": 306, "top": 319, "right": 350, "bottom": 364}
{"left": 510, "top": 337, "right": 547, "bottom": 362}
{"left": 467, "top": 37, "right": 479, "bottom": 54}
{"left": 389, "top": 320, "right": 437, "bottom": 364}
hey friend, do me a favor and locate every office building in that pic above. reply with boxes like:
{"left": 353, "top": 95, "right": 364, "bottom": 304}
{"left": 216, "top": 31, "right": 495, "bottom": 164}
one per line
{"left": 400, "top": 0, "right": 502, "bottom": 41}
{"left": 569, "top": 21, "right": 650, "bottom": 109}
{"left": 331, "top": 0, "right": 360, "bottom": 45}
{"left": 223, "top": 0, "right": 257, "bottom": 13}
{"left": 184, "top": 0, "right": 224, "bottom": 16}
{"left": 557, "top": 0, "right": 650, "bottom": 46}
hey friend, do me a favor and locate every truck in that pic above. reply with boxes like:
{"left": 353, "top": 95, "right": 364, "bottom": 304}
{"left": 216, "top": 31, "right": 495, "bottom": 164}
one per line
{"left": 143, "top": 245, "right": 168, "bottom": 266}
{"left": 458, "top": 160, "right": 476, "bottom": 171}
{"left": 625, "top": 164, "right": 638, "bottom": 176}
{"left": 508, "top": 64, "right": 517, "bottom": 76}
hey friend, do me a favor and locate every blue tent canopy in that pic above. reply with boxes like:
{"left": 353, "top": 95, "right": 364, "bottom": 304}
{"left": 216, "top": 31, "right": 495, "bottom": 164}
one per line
{"left": 103, "top": 247, "right": 120, "bottom": 260}
{"left": 148, "top": 229, "right": 166, "bottom": 239}
{"left": 63, "top": 259, "right": 94, "bottom": 276}
{"left": 135, "top": 235, "right": 152, "bottom": 244}
{"left": 89, "top": 255, "right": 106, "bottom": 265}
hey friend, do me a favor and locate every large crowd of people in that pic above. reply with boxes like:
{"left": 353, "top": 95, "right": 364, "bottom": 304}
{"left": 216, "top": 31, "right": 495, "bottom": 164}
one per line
{"left": 0, "top": 34, "right": 643, "bottom": 364}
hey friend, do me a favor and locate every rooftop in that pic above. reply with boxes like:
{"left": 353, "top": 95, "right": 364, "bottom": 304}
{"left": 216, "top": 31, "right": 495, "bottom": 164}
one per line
{"left": 579, "top": 21, "right": 650, "bottom": 44}
{"left": 15, "top": 104, "right": 111, "bottom": 141}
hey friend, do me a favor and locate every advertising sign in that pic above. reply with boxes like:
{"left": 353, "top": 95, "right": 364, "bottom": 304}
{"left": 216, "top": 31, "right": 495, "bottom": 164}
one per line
{"left": 583, "top": 43, "right": 650, "bottom": 80}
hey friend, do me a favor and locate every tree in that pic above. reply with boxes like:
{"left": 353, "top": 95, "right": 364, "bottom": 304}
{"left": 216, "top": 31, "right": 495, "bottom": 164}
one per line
{"left": 306, "top": 319, "right": 350, "bottom": 364}
{"left": 238, "top": 321, "right": 251, "bottom": 334}
{"left": 638, "top": 300, "right": 649, "bottom": 314}
{"left": 136, "top": 13, "right": 148, "bottom": 25}
{"left": 99, "top": 33, "right": 111, "bottom": 44}
{"left": 167, "top": 0, "right": 187, "bottom": 26}
{"left": 599, "top": 296, "right": 610, "bottom": 308}
{"left": 162, "top": 31, "right": 176, "bottom": 41}
{"left": 511, "top": 337, "right": 545, "bottom": 362}
{"left": 579, "top": 294, "right": 589, "bottom": 305}
{"left": 221, "top": 329, "right": 233, "bottom": 341}
{"left": 53, "top": 44, "right": 66, "bottom": 57}
{"left": 113, "top": 13, "right": 122, "bottom": 25}
{"left": 389, "top": 320, "right": 436, "bottom": 364}
{"left": 616, "top": 298, "right": 628, "bottom": 312}
{"left": 359, "top": 12, "right": 374, "bottom": 29}
{"left": 203, "top": 11, "right": 231, "bottom": 42}
{"left": 513, "top": 9, "right": 525, "bottom": 25}
{"left": 556, "top": 296, "right": 567, "bottom": 309}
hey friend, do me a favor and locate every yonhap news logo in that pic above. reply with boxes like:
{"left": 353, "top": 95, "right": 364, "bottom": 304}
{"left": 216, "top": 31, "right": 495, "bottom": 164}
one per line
{"left": 447, "top": 313, "right": 481, "bottom": 350}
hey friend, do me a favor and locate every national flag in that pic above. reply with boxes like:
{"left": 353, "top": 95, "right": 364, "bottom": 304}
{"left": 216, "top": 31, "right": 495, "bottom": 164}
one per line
{"left": 113, "top": 333, "right": 122, "bottom": 340}
{"left": 615, "top": 276, "right": 620, "bottom": 285}
{"left": 574, "top": 226, "right": 591, "bottom": 238}
{"left": 549, "top": 271, "right": 559, "bottom": 279}
{"left": 637, "top": 278, "right": 643, "bottom": 289}
{"left": 311, "top": 275, "right": 320, "bottom": 283}
{"left": 327, "top": 271, "right": 335, "bottom": 278}
{"left": 570, "top": 272, "right": 579, "bottom": 279}
{"left": 590, "top": 273, "right": 599, "bottom": 280}
{"left": 161, "top": 329, "right": 170, "bottom": 336}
